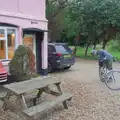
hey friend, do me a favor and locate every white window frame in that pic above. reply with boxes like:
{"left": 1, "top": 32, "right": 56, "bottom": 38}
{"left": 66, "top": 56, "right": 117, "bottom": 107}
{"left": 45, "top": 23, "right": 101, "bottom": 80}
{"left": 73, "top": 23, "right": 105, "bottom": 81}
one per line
{"left": 0, "top": 27, "right": 18, "bottom": 60}
{"left": 0, "top": 27, "right": 7, "bottom": 40}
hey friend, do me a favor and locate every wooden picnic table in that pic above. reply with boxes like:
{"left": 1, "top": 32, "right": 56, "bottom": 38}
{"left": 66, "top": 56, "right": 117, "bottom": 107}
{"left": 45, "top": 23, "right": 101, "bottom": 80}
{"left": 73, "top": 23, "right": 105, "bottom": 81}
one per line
{"left": 1, "top": 76, "right": 72, "bottom": 119}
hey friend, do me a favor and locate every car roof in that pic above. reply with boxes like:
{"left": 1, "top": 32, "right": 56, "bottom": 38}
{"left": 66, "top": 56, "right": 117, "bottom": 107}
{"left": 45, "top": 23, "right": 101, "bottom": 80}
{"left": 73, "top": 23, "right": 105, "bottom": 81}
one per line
{"left": 48, "top": 42, "right": 67, "bottom": 46}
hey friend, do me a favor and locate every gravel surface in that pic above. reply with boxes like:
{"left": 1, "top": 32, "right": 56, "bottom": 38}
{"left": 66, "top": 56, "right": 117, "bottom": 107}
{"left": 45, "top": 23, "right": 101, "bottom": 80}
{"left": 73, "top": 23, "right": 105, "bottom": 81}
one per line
{"left": 0, "top": 58, "right": 120, "bottom": 120}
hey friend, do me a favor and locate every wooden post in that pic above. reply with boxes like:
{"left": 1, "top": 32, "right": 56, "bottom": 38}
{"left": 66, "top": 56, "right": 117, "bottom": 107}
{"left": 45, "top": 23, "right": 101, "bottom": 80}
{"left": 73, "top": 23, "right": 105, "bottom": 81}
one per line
{"left": 43, "top": 87, "right": 62, "bottom": 96}
{"left": 18, "top": 95, "right": 27, "bottom": 109}
{"left": 63, "top": 101, "right": 68, "bottom": 109}
{"left": 55, "top": 83, "right": 62, "bottom": 93}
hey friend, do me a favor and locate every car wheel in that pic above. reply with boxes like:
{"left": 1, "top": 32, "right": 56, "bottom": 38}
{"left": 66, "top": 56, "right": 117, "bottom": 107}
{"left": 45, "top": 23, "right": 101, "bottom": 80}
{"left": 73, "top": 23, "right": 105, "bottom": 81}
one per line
{"left": 48, "top": 62, "right": 53, "bottom": 73}
{"left": 64, "top": 66, "right": 71, "bottom": 70}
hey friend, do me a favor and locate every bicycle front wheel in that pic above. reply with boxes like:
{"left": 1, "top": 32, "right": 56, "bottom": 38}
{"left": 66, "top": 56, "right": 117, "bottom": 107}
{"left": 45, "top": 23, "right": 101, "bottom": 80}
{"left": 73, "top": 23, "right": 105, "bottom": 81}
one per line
{"left": 99, "top": 66, "right": 107, "bottom": 82}
{"left": 105, "top": 70, "right": 120, "bottom": 90}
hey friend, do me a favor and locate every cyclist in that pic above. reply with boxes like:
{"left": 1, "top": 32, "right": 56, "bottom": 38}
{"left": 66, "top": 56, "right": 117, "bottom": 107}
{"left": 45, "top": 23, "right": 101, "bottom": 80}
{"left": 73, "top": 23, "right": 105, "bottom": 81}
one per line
{"left": 91, "top": 49, "right": 114, "bottom": 70}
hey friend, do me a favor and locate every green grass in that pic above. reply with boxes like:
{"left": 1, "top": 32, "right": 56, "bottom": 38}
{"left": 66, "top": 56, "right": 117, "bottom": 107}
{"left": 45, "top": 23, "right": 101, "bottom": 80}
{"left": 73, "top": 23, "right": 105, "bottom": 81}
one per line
{"left": 108, "top": 50, "right": 120, "bottom": 61}
{"left": 74, "top": 47, "right": 120, "bottom": 61}
{"left": 75, "top": 47, "right": 98, "bottom": 60}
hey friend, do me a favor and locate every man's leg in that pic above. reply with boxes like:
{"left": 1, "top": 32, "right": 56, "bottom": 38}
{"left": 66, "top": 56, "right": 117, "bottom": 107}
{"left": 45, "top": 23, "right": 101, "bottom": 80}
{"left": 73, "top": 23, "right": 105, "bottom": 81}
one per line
{"left": 106, "top": 59, "right": 113, "bottom": 83}
{"left": 106, "top": 60, "right": 112, "bottom": 70}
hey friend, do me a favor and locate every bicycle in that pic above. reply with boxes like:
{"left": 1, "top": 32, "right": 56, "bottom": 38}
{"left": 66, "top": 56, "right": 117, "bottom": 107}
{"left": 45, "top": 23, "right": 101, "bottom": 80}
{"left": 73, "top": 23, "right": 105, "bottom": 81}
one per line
{"left": 99, "top": 60, "right": 120, "bottom": 90}
{"left": 99, "top": 60, "right": 108, "bottom": 82}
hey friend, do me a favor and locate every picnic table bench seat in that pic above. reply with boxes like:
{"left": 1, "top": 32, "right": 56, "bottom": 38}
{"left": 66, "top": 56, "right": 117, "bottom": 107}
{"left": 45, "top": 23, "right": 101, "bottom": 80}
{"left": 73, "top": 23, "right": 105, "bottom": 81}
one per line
{"left": 23, "top": 93, "right": 72, "bottom": 117}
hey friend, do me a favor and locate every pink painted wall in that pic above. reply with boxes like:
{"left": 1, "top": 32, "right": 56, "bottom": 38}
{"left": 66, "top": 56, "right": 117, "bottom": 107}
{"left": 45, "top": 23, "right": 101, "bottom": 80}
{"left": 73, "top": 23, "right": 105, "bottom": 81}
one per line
{"left": 0, "top": 0, "right": 18, "bottom": 13}
{"left": 0, "top": 0, "right": 48, "bottom": 71}
{"left": 0, "top": 0, "right": 46, "bottom": 20}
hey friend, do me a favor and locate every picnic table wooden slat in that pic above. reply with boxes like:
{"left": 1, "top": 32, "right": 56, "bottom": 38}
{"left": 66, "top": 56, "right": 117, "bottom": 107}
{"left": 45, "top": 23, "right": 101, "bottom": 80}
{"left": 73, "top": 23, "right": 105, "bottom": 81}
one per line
{"left": 23, "top": 93, "right": 73, "bottom": 117}
{"left": 3, "top": 77, "right": 60, "bottom": 95}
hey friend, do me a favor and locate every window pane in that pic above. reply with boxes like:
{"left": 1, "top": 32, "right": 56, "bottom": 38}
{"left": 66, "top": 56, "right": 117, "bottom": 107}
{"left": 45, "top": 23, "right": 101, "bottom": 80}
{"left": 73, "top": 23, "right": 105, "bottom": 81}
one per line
{"left": 23, "top": 34, "right": 34, "bottom": 51}
{"left": 0, "top": 40, "right": 6, "bottom": 59}
{"left": 63, "top": 45, "right": 72, "bottom": 53}
{"left": 0, "top": 29, "right": 5, "bottom": 38}
{"left": 48, "top": 46, "right": 55, "bottom": 52}
{"left": 7, "top": 29, "right": 15, "bottom": 59}
{"left": 55, "top": 45, "right": 68, "bottom": 54}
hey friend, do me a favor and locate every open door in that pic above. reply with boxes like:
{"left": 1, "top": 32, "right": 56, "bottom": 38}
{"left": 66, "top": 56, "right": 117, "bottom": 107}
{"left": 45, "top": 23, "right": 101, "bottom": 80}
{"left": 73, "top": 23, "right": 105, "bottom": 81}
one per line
{"left": 36, "top": 32, "right": 44, "bottom": 73}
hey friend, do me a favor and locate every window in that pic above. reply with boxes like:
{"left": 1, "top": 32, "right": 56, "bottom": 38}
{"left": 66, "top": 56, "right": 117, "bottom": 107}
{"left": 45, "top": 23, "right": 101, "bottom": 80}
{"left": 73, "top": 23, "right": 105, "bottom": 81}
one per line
{"left": 0, "top": 29, "right": 5, "bottom": 38}
{"left": 48, "top": 46, "right": 55, "bottom": 53}
{"left": 55, "top": 45, "right": 72, "bottom": 54}
{"left": 0, "top": 27, "right": 17, "bottom": 60}
{"left": 55, "top": 45, "right": 68, "bottom": 54}
{"left": 23, "top": 34, "right": 35, "bottom": 54}
{"left": 7, "top": 29, "right": 15, "bottom": 59}
{"left": 0, "top": 40, "right": 6, "bottom": 59}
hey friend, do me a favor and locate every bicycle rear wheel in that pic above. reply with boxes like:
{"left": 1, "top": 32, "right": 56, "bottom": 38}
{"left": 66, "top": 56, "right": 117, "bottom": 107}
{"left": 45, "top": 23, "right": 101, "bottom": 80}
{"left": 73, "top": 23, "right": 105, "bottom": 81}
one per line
{"left": 105, "top": 70, "right": 120, "bottom": 90}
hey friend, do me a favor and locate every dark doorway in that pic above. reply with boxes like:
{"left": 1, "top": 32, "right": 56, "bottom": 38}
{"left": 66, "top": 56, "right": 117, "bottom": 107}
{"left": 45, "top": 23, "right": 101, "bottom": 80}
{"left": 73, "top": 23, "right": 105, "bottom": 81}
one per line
{"left": 36, "top": 32, "right": 44, "bottom": 73}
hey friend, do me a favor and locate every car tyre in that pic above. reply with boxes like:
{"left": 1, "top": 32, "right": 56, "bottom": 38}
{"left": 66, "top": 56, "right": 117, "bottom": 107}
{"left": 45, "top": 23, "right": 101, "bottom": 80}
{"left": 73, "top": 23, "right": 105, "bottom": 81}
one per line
{"left": 64, "top": 66, "right": 71, "bottom": 70}
{"left": 48, "top": 61, "right": 53, "bottom": 73}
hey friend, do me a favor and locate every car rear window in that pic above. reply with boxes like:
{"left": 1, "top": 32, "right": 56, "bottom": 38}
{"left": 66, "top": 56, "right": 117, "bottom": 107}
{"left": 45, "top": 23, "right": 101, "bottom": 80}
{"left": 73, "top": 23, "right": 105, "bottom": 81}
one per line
{"left": 55, "top": 45, "right": 72, "bottom": 54}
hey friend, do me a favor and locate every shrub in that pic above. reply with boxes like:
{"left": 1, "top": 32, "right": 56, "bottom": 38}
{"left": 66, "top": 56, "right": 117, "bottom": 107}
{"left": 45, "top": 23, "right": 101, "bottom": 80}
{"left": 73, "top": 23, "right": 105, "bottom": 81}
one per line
{"left": 9, "top": 45, "right": 36, "bottom": 82}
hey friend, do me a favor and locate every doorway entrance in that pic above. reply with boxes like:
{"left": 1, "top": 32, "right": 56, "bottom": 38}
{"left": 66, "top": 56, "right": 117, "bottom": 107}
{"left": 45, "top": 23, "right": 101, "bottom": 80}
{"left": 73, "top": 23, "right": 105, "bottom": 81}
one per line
{"left": 23, "top": 34, "right": 36, "bottom": 55}
{"left": 23, "top": 28, "right": 44, "bottom": 74}
{"left": 36, "top": 32, "right": 44, "bottom": 73}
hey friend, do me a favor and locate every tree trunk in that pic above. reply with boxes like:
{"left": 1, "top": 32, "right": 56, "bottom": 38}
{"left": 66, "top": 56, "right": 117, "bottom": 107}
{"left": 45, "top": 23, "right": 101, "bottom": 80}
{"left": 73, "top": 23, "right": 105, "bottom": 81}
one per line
{"left": 102, "top": 40, "right": 108, "bottom": 49}
{"left": 93, "top": 39, "right": 97, "bottom": 49}
{"left": 73, "top": 38, "right": 79, "bottom": 56}
{"left": 85, "top": 43, "right": 90, "bottom": 56}
{"left": 93, "top": 43, "right": 96, "bottom": 49}
{"left": 73, "top": 45, "right": 77, "bottom": 56}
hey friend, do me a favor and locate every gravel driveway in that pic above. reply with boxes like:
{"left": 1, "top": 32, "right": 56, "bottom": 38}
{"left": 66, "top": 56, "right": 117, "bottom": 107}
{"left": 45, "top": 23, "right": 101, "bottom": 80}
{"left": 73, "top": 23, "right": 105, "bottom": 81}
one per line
{"left": 0, "top": 58, "right": 120, "bottom": 120}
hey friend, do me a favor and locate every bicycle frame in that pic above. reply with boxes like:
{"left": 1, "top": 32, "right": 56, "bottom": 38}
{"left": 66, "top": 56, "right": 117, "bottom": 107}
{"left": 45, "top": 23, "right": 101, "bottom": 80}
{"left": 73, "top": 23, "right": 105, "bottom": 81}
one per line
{"left": 99, "top": 60, "right": 109, "bottom": 82}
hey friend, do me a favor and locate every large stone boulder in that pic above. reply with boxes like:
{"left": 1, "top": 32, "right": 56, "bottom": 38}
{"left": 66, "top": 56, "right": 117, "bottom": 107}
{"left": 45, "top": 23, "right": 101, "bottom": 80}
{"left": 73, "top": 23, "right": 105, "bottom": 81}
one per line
{"left": 9, "top": 45, "right": 36, "bottom": 82}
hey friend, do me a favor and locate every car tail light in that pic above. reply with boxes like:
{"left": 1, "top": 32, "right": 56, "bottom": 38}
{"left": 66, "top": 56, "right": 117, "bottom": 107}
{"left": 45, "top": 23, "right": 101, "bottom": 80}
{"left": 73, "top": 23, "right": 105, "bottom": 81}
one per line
{"left": 56, "top": 53, "right": 62, "bottom": 57}
{"left": 0, "top": 61, "right": 8, "bottom": 82}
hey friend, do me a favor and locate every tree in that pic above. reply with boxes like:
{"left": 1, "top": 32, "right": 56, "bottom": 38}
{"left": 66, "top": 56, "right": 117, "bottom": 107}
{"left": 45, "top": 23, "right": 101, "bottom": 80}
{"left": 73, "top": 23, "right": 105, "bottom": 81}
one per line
{"left": 46, "top": 0, "right": 69, "bottom": 41}
{"left": 108, "top": 34, "right": 120, "bottom": 51}
{"left": 64, "top": 0, "right": 120, "bottom": 55}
